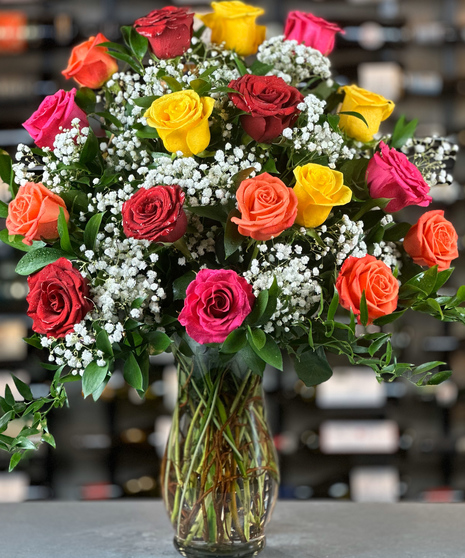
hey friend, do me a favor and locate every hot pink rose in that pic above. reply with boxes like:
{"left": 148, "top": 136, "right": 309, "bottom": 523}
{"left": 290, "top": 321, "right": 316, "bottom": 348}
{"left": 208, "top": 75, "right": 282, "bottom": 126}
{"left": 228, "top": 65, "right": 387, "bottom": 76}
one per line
{"left": 284, "top": 11, "right": 343, "bottom": 55}
{"left": 23, "top": 89, "right": 88, "bottom": 151}
{"left": 366, "top": 141, "right": 432, "bottom": 213}
{"left": 178, "top": 269, "right": 255, "bottom": 345}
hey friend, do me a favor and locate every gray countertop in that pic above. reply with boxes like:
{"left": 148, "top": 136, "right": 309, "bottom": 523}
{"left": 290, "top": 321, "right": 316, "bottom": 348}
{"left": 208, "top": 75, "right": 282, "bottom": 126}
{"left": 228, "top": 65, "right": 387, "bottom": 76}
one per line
{"left": 0, "top": 500, "right": 464, "bottom": 558}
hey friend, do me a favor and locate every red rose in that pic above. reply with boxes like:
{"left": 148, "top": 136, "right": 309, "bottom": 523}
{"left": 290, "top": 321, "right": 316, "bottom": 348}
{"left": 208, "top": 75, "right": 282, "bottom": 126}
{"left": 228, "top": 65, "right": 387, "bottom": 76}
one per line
{"left": 134, "top": 7, "right": 194, "bottom": 60}
{"left": 27, "top": 258, "right": 93, "bottom": 338}
{"left": 122, "top": 185, "right": 187, "bottom": 243}
{"left": 228, "top": 75, "right": 304, "bottom": 144}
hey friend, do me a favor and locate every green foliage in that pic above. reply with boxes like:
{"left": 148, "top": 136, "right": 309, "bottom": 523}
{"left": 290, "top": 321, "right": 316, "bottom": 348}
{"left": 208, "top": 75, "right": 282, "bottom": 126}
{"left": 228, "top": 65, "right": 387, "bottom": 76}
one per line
{"left": 84, "top": 212, "right": 104, "bottom": 250}
{"left": 15, "top": 247, "right": 74, "bottom": 276}
{"left": 224, "top": 209, "right": 244, "bottom": 258}
{"left": 390, "top": 115, "right": 418, "bottom": 149}
{"left": 82, "top": 361, "right": 109, "bottom": 398}
{"left": 294, "top": 347, "right": 333, "bottom": 386}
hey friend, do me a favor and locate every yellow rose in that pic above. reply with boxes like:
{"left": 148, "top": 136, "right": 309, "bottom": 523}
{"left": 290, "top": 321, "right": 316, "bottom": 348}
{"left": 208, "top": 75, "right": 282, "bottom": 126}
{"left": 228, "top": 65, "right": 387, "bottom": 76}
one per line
{"left": 338, "top": 85, "right": 395, "bottom": 143}
{"left": 144, "top": 90, "right": 215, "bottom": 157}
{"left": 197, "top": 1, "right": 266, "bottom": 57}
{"left": 293, "top": 163, "right": 352, "bottom": 228}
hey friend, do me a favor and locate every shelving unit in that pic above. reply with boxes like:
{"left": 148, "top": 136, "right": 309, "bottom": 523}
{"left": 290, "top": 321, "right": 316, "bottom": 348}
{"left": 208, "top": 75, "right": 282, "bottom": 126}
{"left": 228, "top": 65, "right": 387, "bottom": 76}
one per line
{"left": 0, "top": 0, "right": 464, "bottom": 504}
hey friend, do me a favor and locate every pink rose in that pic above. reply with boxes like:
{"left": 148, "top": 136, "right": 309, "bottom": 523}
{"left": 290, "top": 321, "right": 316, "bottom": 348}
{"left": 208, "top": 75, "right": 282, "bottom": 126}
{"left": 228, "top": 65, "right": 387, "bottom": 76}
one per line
{"left": 23, "top": 89, "right": 88, "bottom": 151}
{"left": 366, "top": 141, "right": 432, "bottom": 213}
{"left": 284, "top": 11, "right": 343, "bottom": 55}
{"left": 178, "top": 269, "right": 255, "bottom": 345}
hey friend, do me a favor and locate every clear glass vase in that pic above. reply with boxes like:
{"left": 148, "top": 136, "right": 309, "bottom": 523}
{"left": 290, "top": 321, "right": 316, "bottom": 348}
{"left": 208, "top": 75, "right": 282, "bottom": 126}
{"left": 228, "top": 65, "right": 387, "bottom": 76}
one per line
{"left": 161, "top": 340, "right": 279, "bottom": 558}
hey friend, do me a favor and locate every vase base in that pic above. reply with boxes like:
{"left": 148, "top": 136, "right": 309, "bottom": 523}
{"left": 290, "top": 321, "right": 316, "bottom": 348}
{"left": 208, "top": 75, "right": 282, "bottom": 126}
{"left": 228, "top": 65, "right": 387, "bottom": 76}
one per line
{"left": 173, "top": 536, "right": 266, "bottom": 558}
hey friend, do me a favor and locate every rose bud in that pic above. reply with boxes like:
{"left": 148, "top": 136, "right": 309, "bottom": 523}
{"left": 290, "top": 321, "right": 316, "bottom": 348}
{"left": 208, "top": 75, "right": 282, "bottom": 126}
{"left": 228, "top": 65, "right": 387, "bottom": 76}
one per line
{"left": 366, "top": 141, "right": 432, "bottom": 213}
{"left": 133, "top": 7, "right": 194, "bottom": 60}
{"left": 336, "top": 255, "right": 399, "bottom": 325}
{"left": 284, "top": 11, "right": 343, "bottom": 56}
{"left": 228, "top": 75, "right": 303, "bottom": 144}
{"left": 22, "top": 88, "right": 88, "bottom": 151}
{"left": 62, "top": 33, "right": 118, "bottom": 89}
{"left": 404, "top": 210, "right": 459, "bottom": 272}
{"left": 122, "top": 185, "right": 187, "bottom": 243}
{"left": 6, "top": 182, "right": 69, "bottom": 246}
{"left": 178, "top": 269, "right": 255, "bottom": 344}
{"left": 27, "top": 258, "right": 93, "bottom": 338}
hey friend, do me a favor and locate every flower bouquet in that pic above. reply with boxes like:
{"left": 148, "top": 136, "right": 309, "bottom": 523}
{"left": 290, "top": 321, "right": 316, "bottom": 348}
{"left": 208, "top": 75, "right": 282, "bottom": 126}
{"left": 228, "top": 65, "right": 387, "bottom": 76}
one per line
{"left": 0, "top": 2, "right": 462, "bottom": 556}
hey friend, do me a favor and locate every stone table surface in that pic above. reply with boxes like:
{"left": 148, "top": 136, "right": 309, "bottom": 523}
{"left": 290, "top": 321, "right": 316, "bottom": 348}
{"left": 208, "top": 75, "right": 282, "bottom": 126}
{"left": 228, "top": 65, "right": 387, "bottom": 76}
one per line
{"left": 0, "top": 500, "right": 464, "bottom": 558}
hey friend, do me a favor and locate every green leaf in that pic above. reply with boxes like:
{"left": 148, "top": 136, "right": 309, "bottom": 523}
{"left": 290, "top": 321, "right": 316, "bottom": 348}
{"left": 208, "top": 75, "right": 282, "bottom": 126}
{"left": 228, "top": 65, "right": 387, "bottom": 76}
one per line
{"left": 0, "top": 410, "right": 13, "bottom": 431}
{"left": 96, "top": 330, "right": 113, "bottom": 357}
{"left": 338, "top": 110, "right": 369, "bottom": 128}
{"left": 82, "top": 361, "right": 109, "bottom": 398}
{"left": 186, "top": 204, "right": 227, "bottom": 223}
{"left": 427, "top": 298, "right": 443, "bottom": 318}
{"left": 233, "top": 54, "right": 248, "bottom": 77}
{"left": 238, "top": 344, "right": 266, "bottom": 375}
{"left": 250, "top": 334, "right": 283, "bottom": 370}
{"left": 15, "top": 247, "right": 73, "bottom": 276}
{"left": 97, "top": 41, "right": 131, "bottom": 54}
{"left": 57, "top": 207, "right": 73, "bottom": 253}
{"left": 433, "top": 268, "right": 454, "bottom": 293}
{"left": 262, "top": 158, "right": 278, "bottom": 174}
{"left": 360, "top": 291, "right": 369, "bottom": 326}
{"left": 249, "top": 60, "right": 273, "bottom": 76}
{"left": 0, "top": 229, "right": 46, "bottom": 252}
{"left": 84, "top": 212, "right": 104, "bottom": 250}
{"left": 247, "top": 289, "right": 269, "bottom": 325}
{"left": 390, "top": 115, "right": 418, "bottom": 149}
{"left": 414, "top": 361, "right": 445, "bottom": 375}
{"left": 107, "top": 50, "right": 142, "bottom": 74}
{"left": 127, "top": 26, "right": 148, "bottom": 60}
{"left": 123, "top": 353, "right": 143, "bottom": 391}
{"left": 373, "top": 310, "right": 406, "bottom": 326}
{"left": 135, "top": 126, "right": 159, "bottom": 139}
{"left": 231, "top": 167, "right": 255, "bottom": 189}
{"left": 79, "top": 128, "right": 100, "bottom": 166}
{"left": 0, "top": 200, "right": 8, "bottom": 218}
{"left": 0, "top": 151, "right": 14, "bottom": 197}
{"left": 256, "top": 277, "right": 279, "bottom": 326}
{"left": 224, "top": 209, "right": 244, "bottom": 258}
{"left": 190, "top": 78, "right": 211, "bottom": 97}
{"left": 445, "top": 285, "right": 465, "bottom": 308}
{"left": 95, "top": 111, "right": 123, "bottom": 129}
{"left": 41, "top": 432, "right": 56, "bottom": 448}
{"left": 327, "top": 114, "right": 340, "bottom": 133}
{"left": 75, "top": 87, "right": 96, "bottom": 113}
{"left": 9, "top": 453, "right": 21, "bottom": 472}
{"left": 23, "top": 336, "right": 42, "bottom": 350}
{"left": 92, "top": 376, "right": 110, "bottom": 401}
{"left": 294, "top": 347, "right": 333, "bottom": 386}
{"left": 145, "top": 331, "right": 171, "bottom": 354}
{"left": 247, "top": 326, "right": 266, "bottom": 351}
{"left": 327, "top": 290, "right": 339, "bottom": 322}
{"left": 222, "top": 329, "right": 247, "bottom": 354}
{"left": 383, "top": 222, "right": 411, "bottom": 242}
{"left": 368, "top": 334, "right": 390, "bottom": 357}
{"left": 173, "top": 270, "right": 196, "bottom": 300}
{"left": 12, "top": 376, "right": 33, "bottom": 400}
{"left": 427, "top": 370, "right": 452, "bottom": 385}
{"left": 161, "top": 76, "right": 183, "bottom": 92}
{"left": 132, "top": 95, "right": 159, "bottom": 108}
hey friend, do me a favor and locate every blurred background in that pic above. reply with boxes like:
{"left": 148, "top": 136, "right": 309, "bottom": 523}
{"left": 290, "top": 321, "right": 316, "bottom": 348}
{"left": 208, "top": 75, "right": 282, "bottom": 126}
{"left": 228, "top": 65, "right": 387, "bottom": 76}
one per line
{"left": 1, "top": 0, "right": 465, "bottom": 505}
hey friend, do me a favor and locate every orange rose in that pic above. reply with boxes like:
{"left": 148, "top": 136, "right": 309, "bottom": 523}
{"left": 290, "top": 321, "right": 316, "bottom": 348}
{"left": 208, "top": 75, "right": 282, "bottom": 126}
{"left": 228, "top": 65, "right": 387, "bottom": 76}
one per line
{"left": 62, "top": 33, "right": 118, "bottom": 89}
{"left": 336, "top": 255, "right": 399, "bottom": 324}
{"left": 403, "top": 210, "right": 458, "bottom": 272}
{"left": 231, "top": 173, "right": 298, "bottom": 241}
{"left": 6, "top": 182, "right": 69, "bottom": 246}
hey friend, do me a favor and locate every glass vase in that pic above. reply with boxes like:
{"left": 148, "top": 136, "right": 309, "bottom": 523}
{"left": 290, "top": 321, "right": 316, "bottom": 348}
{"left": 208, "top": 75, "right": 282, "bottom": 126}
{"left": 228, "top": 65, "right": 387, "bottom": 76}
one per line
{"left": 161, "top": 340, "right": 279, "bottom": 558}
